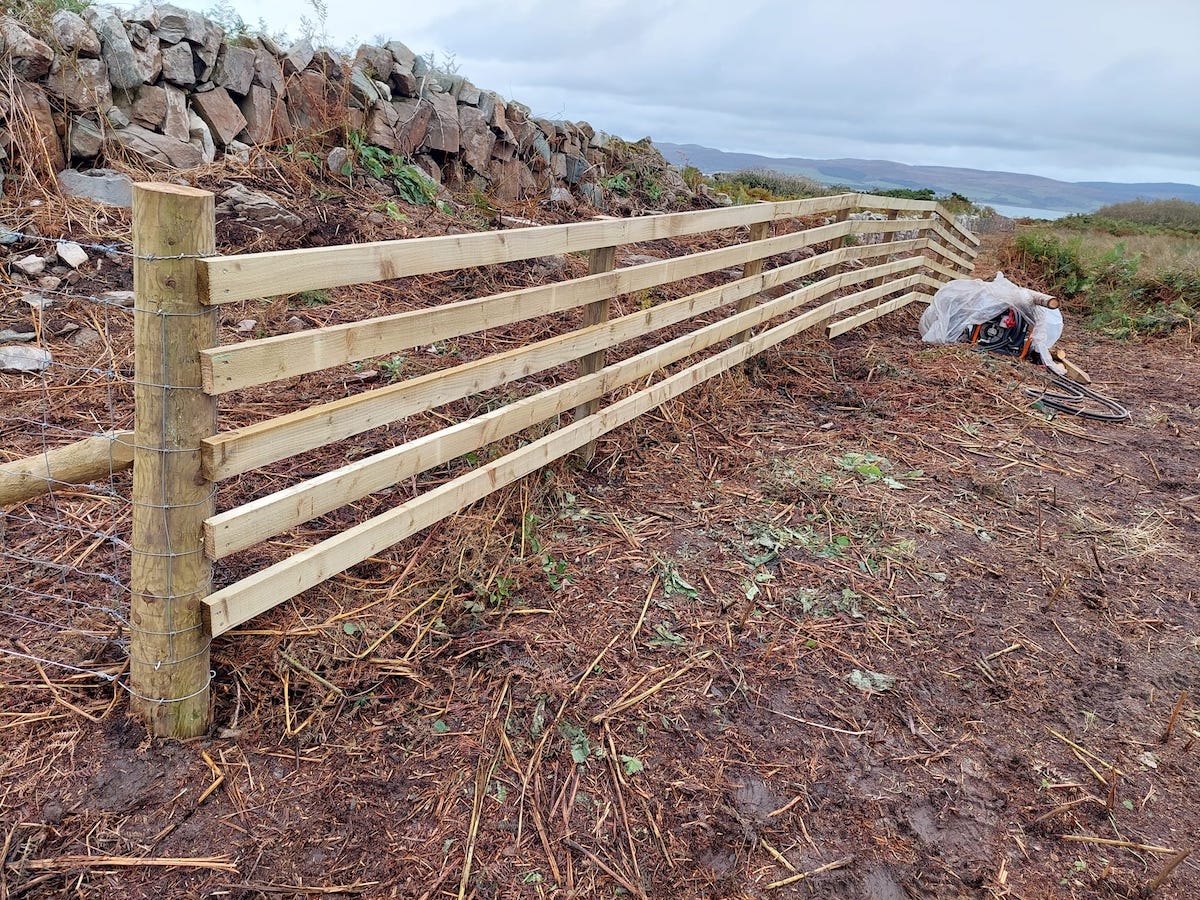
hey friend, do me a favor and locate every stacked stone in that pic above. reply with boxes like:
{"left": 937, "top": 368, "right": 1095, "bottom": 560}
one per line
{"left": 0, "top": 4, "right": 636, "bottom": 206}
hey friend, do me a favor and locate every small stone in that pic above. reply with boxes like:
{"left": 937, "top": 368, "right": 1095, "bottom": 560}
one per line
{"left": 285, "top": 315, "right": 305, "bottom": 332}
{"left": 327, "top": 146, "right": 349, "bottom": 176}
{"left": 68, "top": 327, "right": 102, "bottom": 348}
{"left": 0, "top": 329, "right": 37, "bottom": 342}
{"left": 23, "top": 293, "right": 54, "bottom": 310}
{"left": 160, "top": 40, "right": 196, "bottom": 86}
{"left": 56, "top": 241, "right": 89, "bottom": 269}
{"left": 190, "top": 86, "right": 247, "bottom": 147}
{"left": 105, "top": 106, "right": 130, "bottom": 129}
{"left": 57, "top": 168, "right": 134, "bottom": 208}
{"left": 235, "top": 318, "right": 257, "bottom": 333}
{"left": 188, "top": 112, "right": 216, "bottom": 163}
{"left": 283, "top": 38, "right": 313, "bottom": 75}
{"left": 48, "top": 10, "right": 100, "bottom": 57}
{"left": 548, "top": 186, "right": 576, "bottom": 209}
{"left": 83, "top": 6, "right": 142, "bottom": 91}
{"left": 38, "top": 275, "right": 62, "bottom": 291}
{"left": 13, "top": 255, "right": 45, "bottom": 276}
{"left": 0, "top": 346, "right": 52, "bottom": 373}
{"left": 0, "top": 18, "right": 54, "bottom": 79}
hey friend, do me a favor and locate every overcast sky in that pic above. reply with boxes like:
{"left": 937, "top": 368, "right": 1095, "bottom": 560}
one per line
{"left": 171, "top": 0, "right": 1200, "bottom": 186}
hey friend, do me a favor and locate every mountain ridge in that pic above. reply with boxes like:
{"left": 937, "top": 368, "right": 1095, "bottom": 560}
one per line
{"left": 655, "top": 142, "right": 1200, "bottom": 213}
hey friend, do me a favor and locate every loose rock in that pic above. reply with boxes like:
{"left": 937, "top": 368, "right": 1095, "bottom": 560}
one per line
{"left": 0, "top": 345, "right": 52, "bottom": 373}
{"left": 56, "top": 241, "right": 88, "bottom": 269}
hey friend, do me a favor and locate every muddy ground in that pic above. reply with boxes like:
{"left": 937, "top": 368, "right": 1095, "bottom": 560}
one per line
{"left": 2, "top": 201, "right": 1198, "bottom": 900}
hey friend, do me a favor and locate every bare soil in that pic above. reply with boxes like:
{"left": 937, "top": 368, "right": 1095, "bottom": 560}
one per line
{"left": 2, "top": 198, "right": 1198, "bottom": 899}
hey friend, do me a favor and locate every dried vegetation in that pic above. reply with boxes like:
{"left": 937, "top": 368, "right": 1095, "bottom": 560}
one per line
{"left": 2, "top": 160, "right": 1199, "bottom": 899}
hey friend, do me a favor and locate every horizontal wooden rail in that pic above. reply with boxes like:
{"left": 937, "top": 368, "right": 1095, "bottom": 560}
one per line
{"left": 922, "top": 236, "right": 975, "bottom": 273}
{"left": 201, "top": 194, "right": 865, "bottom": 304}
{"left": 924, "top": 217, "right": 977, "bottom": 260}
{"left": 201, "top": 217, "right": 847, "bottom": 393}
{"left": 201, "top": 218, "right": 927, "bottom": 394}
{"left": 204, "top": 264, "right": 929, "bottom": 557}
{"left": 0, "top": 431, "right": 135, "bottom": 505}
{"left": 203, "top": 262, "right": 934, "bottom": 633}
{"left": 198, "top": 193, "right": 963, "bottom": 305}
{"left": 201, "top": 253, "right": 926, "bottom": 481}
{"left": 827, "top": 289, "right": 933, "bottom": 338}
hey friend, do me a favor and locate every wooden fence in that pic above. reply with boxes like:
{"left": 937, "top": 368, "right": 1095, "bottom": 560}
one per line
{"left": 1, "top": 184, "right": 978, "bottom": 735}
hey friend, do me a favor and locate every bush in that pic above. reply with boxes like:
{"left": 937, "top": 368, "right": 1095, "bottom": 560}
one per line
{"left": 1005, "top": 229, "right": 1199, "bottom": 337}
{"left": 2, "top": 0, "right": 87, "bottom": 28}
{"left": 1011, "top": 231, "right": 1090, "bottom": 297}
{"left": 710, "top": 169, "right": 832, "bottom": 202}
{"left": 1091, "top": 198, "right": 1200, "bottom": 232}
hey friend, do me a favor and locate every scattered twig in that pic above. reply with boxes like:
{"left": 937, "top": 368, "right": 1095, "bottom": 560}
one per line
{"left": 16, "top": 855, "right": 237, "bottom": 872}
{"left": 1148, "top": 847, "right": 1193, "bottom": 892}
{"left": 1059, "top": 835, "right": 1174, "bottom": 854}
{"left": 765, "top": 855, "right": 854, "bottom": 890}
{"left": 1162, "top": 690, "right": 1188, "bottom": 743}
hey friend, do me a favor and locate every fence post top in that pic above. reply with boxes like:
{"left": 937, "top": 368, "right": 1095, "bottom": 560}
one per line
{"left": 132, "top": 181, "right": 214, "bottom": 199}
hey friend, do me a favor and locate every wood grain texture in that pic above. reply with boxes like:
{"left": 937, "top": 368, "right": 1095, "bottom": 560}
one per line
{"left": 203, "top": 256, "right": 929, "bottom": 558}
{"left": 204, "top": 256, "right": 934, "bottom": 634}
{"left": 129, "top": 182, "right": 215, "bottom": 737}
{"left": 0, "top": 431, "right": 134, "bottom": 506}
{"left": 200, "top": 217, "right": 855, "bottom": 393}
{"left": 199, "top": 193, "right": 866, "bottom": 304}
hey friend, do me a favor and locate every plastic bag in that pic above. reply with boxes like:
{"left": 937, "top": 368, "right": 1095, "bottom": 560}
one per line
{"left": 920, "top": 272, "right": 1065, "bottom": 374}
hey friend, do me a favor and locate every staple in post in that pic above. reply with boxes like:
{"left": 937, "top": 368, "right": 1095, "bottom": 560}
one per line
{"left": 129, "top": 182, "right": 217, "bottom": 738}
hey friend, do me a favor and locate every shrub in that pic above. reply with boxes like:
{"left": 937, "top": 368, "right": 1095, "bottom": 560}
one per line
{"left": 709, "top": 169, "right": 832, "bottom": 203}
{"left": 1011, "top": 231, "right": 1090, "bottom": 297}
{"left": 1091, "top": 198, "right": 1200, "bottom": 232}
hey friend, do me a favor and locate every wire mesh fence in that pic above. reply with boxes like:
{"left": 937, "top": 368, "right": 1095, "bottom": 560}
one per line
{"left": 2, "top": 231, "right": 140, "bottom": 708}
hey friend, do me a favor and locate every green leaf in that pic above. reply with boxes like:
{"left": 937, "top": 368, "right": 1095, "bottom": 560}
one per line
{"left": 559, "top": 722, "right": 591, "bottom": 764}
{"left": 432, "top": 719, "right": 450, "bottom": 733}
{"left": 620, "top": 754, "right": 644, "bottom": 776}
{"left": 342, "top": 622, "right": 360, "bottom": 635}
{"left": 1121, "top": 799, "right": 1135, "bottom": 810}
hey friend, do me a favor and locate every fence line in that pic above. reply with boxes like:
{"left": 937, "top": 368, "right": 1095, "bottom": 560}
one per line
{"left": 2, "top": 187, "right": 978, "bottom": 735}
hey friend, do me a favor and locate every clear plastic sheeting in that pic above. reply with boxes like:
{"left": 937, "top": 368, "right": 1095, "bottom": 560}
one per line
{"left": 920, "top": 272, "right": 1066, "bottom": 374}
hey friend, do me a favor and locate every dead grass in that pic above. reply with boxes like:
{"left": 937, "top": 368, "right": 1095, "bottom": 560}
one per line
{"left": 2, "top": 176, "right": 1199, "bottom": 898}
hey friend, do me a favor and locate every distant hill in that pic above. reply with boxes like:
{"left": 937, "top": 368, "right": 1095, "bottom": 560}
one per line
{"left": 655, "top": 143, "right": 1200, "bottom": 214}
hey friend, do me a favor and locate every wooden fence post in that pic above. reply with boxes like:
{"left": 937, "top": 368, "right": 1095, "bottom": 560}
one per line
{"left": 871, "top": 209, "right": 901, "bottom": 288}
{"left": 920, "top": 211, "right": 945, "bottom": 277}
{"left": 573, "top": 245, "right": 616, "bottom": 463}
{"left": 129, "top": 183, "right": 217, "bottom": 738}
{"left": 828, "top": 205, "right": 852, "bottom": 251}
{"left": 732, "top": 221, "right": 771, "bottom": 345}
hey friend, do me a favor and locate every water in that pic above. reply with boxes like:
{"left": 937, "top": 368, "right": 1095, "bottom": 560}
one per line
{"left": 988, "top": 203, "right": 1076, "bottom": 220}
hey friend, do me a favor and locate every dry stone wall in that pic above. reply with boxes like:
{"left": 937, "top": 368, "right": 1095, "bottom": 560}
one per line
{"left": 0, "top": 4, "right": 691, "bottom": 210}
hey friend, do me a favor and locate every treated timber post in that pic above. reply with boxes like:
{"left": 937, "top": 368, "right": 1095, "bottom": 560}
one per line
{"left": 828, "top": 205, "right": 852, "bottom": 251}
{"left": 573, "top": 245, "right": 616, "bottom": 464}
{"left": 871, "top": 209, "right": 901, "bottom": 288}
{"left": 917, "top": 211, "right": 938, "bottom": 279}
{"left": 732, "top": 221, "right": 771, "bottom": 345}
{"left": 129, "top": 183, "right": 217, "bottom": 738}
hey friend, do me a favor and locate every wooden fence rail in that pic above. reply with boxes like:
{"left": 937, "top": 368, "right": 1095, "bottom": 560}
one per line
{"left": 2, "top": 186, "right": 978, "bottom": 734}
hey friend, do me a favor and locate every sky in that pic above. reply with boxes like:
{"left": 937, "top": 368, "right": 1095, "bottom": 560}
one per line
{"left": 170, "top": 0, "right": 1200, "bottom": 186}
